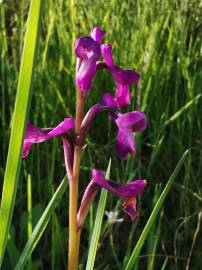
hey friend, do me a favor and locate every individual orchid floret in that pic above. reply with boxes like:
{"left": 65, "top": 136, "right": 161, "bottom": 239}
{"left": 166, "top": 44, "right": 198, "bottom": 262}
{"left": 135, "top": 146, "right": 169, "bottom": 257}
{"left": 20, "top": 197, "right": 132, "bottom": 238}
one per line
{"left": 75, "top": 27, "right": 105, "bottom": 96}
{"left": 115, "top": 111, "right": 147, "bottom": 159}
{"left": 77, "top": 169, "right": 147, "bottom": 228}
{"left": 22, "top": 118, "right": 75, "bottom": 158}
{"left": 101, "top": 43, "right": 140, "bottom": 108}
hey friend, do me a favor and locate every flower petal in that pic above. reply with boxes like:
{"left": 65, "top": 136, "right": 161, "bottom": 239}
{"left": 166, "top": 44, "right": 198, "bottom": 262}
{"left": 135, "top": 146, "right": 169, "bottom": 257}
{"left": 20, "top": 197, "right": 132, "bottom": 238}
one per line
{"left": 102, "top": 92, "right": 116, "bottom": 107}
{"left": 101, "top": 43, "right": 115, "bottom": 68}
{"left": 77, "top": 169, "right": 147, "bottom": 228}
{"left": 90, "top": 27, "right": 105, "bottom": 43}
{"left": 75, "top": 37, "right": 101, "bottom": 94}
{"left": 116, "top": 129, "right": 136, "bottom": 159}
{"left": 92, "top": 169, "right": 147, "bottom": 197}
{"left": 76, "top": 57, "right": 97, "bottom": 93}
{"left": 115, "top": 111, "right": 147, "bottom": 132}
{"left": 123, "top": 197, "right": 138, "bottom": 221}
{"left": 114, "top": 84, "right": 131, "bottom": 108}
{"left": 22, "top": 118, "right": 75, "bottom": 158}
{"left": 74, "top": 37, "right": 100, "bottom": 59}
{"left": 112, "top": 69, "right": 140, "bottom": 85}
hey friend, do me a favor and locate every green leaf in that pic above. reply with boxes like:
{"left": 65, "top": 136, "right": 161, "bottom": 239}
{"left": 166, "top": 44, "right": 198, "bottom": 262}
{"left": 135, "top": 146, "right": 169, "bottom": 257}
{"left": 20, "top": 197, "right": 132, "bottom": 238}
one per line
{"left": 14, "top": 177, "right": 68, "bottom": 270}
{"left": 0, "top": 1, "right": 43, "bottom": 267}
{"left": 124, "top": 150, "right": 189, "bottom": 270}
{"left": 86, "top": 159, "right": 111, "bottom": 270}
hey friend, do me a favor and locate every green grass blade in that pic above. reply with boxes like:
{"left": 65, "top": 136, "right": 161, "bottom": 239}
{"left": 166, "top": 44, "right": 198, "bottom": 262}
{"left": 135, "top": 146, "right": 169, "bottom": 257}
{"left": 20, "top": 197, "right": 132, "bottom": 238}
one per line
{"left": 14, "top": 177, "right": 68, "bottom": 270}
{"left": 0, "top": 1, "right": 42, "bottom": 266}
{"left": 86, "top": 159, "right": 111, "bottom": 270}
{"left": 164, "top": 94, "right": 201, "bottom": 126}
{"left": 125, "top": 150, "right": 189, "bottom": 270}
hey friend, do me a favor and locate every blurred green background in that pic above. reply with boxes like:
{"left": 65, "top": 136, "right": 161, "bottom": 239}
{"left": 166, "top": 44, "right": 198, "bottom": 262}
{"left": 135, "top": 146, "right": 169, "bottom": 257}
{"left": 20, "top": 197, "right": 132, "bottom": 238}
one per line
{"left": 0, "top": 0, "right": 202, "bottom": 269}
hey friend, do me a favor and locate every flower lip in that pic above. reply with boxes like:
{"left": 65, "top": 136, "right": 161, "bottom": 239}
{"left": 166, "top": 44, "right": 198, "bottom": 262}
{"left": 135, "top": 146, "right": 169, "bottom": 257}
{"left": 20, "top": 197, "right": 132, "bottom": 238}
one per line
{"left": 74, "top": 37, "right": 101, "bottom": 59}
{"left": 115, "top": 111, "right": 147, "bottom": 132}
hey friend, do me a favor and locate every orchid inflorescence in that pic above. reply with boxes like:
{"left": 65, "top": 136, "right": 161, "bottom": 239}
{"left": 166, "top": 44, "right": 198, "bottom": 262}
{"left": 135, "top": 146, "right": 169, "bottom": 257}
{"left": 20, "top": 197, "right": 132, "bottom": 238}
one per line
{"left": 22, "top": 26, "right": 148, "bottom": 267}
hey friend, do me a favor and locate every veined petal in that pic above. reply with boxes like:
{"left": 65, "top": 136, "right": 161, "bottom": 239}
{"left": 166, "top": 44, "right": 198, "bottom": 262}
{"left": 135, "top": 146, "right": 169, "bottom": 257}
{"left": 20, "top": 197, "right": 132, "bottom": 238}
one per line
{"left": 114, "top": 84, "right": 131, "bottom": 108}
{"left": 92, "top": 169, "right": 147, "bottom": 197}
{"left": 112, "top": 69, "right": 140, "bottom": 85}
{"left": 90, "top": 27, "right": 105, "bottom": 43}
{"left": 22, "top": 118, "right": 75, "bottom": 158}
{"left": 116, "top": 129, "right": 136, "bottom": 159}
{"left": 115, "top": 111, "right": 147, "bottom": 132}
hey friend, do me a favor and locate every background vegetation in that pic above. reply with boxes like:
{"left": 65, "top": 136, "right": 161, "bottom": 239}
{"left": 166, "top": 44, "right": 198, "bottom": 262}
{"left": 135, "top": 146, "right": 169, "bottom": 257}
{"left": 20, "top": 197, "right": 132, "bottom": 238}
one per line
{"left": 0, "top": 0, "right": 202, "bottom": 269}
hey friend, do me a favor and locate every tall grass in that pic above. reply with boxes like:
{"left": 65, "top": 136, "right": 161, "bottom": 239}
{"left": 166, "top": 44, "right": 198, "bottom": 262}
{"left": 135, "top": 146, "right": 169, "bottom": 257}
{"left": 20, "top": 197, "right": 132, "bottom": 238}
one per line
{"left": 0, "top": 0, "right": 202, "bottom": 269}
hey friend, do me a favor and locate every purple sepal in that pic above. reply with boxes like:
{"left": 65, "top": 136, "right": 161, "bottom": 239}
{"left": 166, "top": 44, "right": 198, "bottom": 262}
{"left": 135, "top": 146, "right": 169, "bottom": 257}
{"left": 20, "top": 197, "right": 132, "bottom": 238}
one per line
{"left": 92, "top": 169, "right": 147, "bottom": 197}
{"left": 102, "top": 93, "right": 117, "bottom": 107}
{"left": 90, "top": 27, "right": 105, "bottom": 43}
{"left": 22, "top": 118, "right": 75, "bottom": 158}
{"left": 75, "top": 36, "right": 101, "bottom": 95}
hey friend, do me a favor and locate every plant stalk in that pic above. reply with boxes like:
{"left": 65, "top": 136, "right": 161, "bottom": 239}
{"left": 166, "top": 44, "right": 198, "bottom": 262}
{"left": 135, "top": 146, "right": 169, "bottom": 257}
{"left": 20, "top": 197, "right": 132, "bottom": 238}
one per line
{"left": 68, "top": 87, "right": 84, "bottom": 270}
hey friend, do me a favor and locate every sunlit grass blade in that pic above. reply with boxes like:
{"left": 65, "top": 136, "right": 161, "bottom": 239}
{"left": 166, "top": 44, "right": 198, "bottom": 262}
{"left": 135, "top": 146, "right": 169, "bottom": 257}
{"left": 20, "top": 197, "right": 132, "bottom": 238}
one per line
{"left": 86, "top": 159, "right": 111, "bottom": 270}
{"left": 0, "top": 1, "right": 42, "bottom": 266}
{"left": 125, "top": 150, "right": 189, "bottom": 270}
{"left": 164, "top": 94, "right": 201, "bottom": 126}
{"left": 14, "top": 177, "right": 68, "bottom": 270}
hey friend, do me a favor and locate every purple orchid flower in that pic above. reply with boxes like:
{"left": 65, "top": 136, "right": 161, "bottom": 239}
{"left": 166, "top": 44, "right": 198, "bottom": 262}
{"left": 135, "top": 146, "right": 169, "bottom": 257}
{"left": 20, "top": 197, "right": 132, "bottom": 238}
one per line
{"left": 22, "top": 118, "right": 75, "bottom": 159}
{"left": 75, "top": 27, "right": 105, "bottom": 96}
{"left": 101, "top": 43, "right": 140, "bottom": 108}
{"left": 77, "top": 103, "right": 147, "bottom": 160}
{"left": 115, "top": 111, "right": 147, "bottom": 159}
{"left": 77, "top": 169, "right": 147, "bottom": 228}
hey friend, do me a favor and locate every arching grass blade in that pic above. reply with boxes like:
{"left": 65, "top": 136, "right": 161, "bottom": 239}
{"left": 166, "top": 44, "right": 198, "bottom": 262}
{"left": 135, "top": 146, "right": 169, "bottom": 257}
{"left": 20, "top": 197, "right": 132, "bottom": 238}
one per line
{"left": 125, "top": 150, "right": 189, "bottom": 270}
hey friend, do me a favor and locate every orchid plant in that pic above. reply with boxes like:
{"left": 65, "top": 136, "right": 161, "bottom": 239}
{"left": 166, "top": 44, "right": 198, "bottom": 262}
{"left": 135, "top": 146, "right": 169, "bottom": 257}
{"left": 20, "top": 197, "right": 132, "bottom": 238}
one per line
{"left": 22, "top": 27, "right": 148, "bottom": 270}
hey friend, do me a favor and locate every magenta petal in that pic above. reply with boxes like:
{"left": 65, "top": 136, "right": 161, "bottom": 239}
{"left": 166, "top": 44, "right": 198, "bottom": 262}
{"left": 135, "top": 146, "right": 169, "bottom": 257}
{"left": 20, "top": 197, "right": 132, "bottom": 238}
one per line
{"left": 90, "top": 27, "right": 105, "bottom": 43}
{"left": 76, "top": 57, "right": 97, "bottom": 93}
{"left": 92, "top": 169, "right": 147, "bottom": 197}
{"left": 114, "top": 84, "right": 131, "bottom": 108}
{"left": 115, "top": 111, "right": 147, "bottom": 132}
{"left": 74, "top": 37, "right": 100, "bottom": 59}
{"left": 102, "top": 92, "right": 116, "bottom": 107}
{"left": 112, "top": 69, "right": 140, "bottom": 85}
{"left": 101, "top": 43, "right": 115, "bottom": 68}
{"left": 22, "top": 118, "right": 75, "bottom": 158}
{"left": 116, "top": 129, "right": 136, "bottom": 159}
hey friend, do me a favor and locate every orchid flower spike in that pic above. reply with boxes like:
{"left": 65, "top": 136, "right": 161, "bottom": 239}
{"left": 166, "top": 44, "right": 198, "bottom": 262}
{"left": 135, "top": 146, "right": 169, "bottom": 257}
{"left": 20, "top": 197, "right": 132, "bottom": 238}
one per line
{"left": 77, "top": 169, "right": 147, "bottom": 228}
{"left": 75, "top": 27, "right": 105, "bottom": 96}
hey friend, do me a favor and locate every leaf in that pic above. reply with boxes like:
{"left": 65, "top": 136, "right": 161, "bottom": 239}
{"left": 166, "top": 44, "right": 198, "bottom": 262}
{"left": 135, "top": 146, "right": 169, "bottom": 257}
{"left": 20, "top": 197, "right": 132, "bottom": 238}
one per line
{"left": 86, "top": 159, "right": 111, "bottom": 270}
{"left": 14, "top": 177, "right": 68, "bottom": 270}
{"left": 124, "top": 150, "right": 189, "bottom": 270}
{"left": 0, "top": 1, "right": 43, "bottom": 267}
